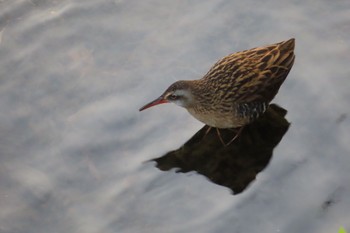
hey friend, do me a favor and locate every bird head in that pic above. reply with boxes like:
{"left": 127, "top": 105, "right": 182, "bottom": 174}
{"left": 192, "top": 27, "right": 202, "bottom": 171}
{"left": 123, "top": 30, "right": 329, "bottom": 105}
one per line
{"left": 139, "top": 80, "right": 193, "bottom": 111}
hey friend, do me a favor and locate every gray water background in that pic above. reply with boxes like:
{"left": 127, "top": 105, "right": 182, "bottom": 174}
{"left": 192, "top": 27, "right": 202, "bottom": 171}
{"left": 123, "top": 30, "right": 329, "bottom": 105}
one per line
{"left": 0, "top": 0, "right": 350, "bottom": 232}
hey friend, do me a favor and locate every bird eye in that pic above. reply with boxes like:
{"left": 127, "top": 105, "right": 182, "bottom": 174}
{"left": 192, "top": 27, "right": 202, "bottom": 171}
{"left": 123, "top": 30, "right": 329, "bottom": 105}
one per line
{"left": 168, "top": 94, "right": 178, "bottom": 100}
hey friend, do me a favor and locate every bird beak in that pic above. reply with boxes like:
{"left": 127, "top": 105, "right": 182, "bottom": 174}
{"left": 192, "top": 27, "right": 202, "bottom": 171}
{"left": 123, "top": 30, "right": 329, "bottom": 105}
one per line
{"left": 139, "top": 96, "right": 169, "bottom": 111}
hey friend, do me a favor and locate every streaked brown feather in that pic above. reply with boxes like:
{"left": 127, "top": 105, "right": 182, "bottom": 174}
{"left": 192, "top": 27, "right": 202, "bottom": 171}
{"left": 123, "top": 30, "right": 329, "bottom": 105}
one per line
{"left": 201, "top": 38, "right": 294, "bottom": 104}
{"left": 140, "top": 39, "right": 295, "bottom": 129}
{"left": 187, "top": 38, "right": 295, "bottom": 128}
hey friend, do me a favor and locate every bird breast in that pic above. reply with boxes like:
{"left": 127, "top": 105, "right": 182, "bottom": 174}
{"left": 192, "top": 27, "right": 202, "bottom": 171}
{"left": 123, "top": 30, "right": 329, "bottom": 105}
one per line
{"left": 186, "top": 106, "right": 247, "bottom": 128}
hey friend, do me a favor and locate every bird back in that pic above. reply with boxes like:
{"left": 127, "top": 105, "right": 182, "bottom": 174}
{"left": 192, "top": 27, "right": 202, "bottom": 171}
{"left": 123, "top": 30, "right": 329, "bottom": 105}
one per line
{"left": 202, "top": 38, "right": 295, "bottom": 104}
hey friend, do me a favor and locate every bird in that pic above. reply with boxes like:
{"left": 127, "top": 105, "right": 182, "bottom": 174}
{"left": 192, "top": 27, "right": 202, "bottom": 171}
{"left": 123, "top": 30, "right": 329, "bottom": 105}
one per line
{"left": 139, "top": 38, "right": 295, "bottom": 145}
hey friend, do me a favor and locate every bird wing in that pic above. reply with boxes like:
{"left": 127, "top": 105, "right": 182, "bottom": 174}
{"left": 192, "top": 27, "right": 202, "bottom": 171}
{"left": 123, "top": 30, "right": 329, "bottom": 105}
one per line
{"left": 203, "top": 39, "right": 295, "bottom": 104}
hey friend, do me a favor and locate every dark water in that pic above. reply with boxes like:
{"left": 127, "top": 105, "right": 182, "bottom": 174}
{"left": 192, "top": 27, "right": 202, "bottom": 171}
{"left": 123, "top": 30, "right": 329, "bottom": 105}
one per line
{"left": 1, "top": 0, "right": 350, "bottom": 232}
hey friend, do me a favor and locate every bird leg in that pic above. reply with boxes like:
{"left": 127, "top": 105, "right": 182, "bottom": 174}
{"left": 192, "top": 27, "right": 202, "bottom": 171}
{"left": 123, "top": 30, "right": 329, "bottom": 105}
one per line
{"left": 215, "top": 128, "right": 227, "bottom": 146}
{"left": 216, "top": 127, "right": 244, "bottom": 146}
{"left": 203, "top": 126, "right": 213, "bottom": 137}
{"left": 225, "top": 127, "right": 243, "bottom": 146}
{"left": 204, "top": 126, "right": 243, "bottom": 146}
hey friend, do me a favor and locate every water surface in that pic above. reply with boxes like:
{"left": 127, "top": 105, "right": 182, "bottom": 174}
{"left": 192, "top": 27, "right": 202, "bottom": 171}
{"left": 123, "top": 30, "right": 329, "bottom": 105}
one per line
{"left": 1, "top": 0, "right": 350, "bottom": 232}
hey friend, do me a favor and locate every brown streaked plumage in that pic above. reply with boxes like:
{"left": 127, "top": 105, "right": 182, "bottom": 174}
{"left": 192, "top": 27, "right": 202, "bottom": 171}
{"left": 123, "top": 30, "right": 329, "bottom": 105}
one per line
{"left": 140, "top": 38, "right": 295, "bottom": 133}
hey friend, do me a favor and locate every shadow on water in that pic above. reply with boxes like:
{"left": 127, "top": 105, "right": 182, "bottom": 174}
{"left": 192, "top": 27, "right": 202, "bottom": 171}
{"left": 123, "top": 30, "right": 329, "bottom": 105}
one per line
{"left": 150, "top": 104, "right": 290, "bottom": 194}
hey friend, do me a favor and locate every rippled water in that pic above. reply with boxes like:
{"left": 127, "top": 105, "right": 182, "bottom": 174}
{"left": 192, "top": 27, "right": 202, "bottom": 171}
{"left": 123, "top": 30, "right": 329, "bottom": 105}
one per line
{"left": 1, "top": 0, "right": 350, "bottom": 232}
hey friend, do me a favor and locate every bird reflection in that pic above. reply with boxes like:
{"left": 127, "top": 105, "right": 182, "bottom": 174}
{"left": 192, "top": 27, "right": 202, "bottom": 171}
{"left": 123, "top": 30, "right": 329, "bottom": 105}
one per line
{"left": 150, "top": 104, "right": 290, "bottom": 194}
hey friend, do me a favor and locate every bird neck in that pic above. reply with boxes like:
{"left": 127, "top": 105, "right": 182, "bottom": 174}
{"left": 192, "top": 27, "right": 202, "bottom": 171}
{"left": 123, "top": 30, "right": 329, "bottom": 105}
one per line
{"left": 179, "top": 79, "right": 211, "bottom": 109}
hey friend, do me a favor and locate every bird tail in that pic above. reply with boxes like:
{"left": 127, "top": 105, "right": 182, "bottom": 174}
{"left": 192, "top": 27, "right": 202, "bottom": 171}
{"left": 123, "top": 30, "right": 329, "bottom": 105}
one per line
{"left": 276, "top": 38, "right": 295, "bottom": 68}
{"left": 280, "top": 38, "right": 295, "bottom": 51}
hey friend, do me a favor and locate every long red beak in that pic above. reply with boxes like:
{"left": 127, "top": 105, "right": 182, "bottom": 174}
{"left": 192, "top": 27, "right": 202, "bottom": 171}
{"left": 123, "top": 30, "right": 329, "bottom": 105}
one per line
{"left": 139, "top": 97, "right": 169, "bottom": 111}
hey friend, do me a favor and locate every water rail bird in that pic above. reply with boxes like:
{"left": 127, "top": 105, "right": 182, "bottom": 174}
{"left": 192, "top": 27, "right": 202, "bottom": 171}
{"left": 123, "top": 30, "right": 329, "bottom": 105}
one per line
{"left": 139, "top": 38, "right": 295, "bottom": 145}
